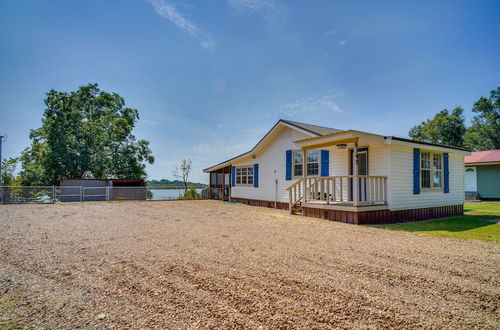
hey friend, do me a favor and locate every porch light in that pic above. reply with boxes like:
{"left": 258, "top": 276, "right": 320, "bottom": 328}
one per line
{"left": 336, "top": 144, "right": 347, "bottom": 150}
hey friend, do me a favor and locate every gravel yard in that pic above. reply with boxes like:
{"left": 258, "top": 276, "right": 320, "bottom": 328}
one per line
{"left": 0, "top": 201, "right": 498, "bottom": 329}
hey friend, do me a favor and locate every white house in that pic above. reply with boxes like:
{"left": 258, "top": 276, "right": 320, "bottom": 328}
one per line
{"left": 204, "top": 120, "right": 470, "bottom": 224}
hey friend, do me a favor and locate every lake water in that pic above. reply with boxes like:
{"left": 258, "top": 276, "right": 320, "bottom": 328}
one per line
{"left": 149, "top": 188, "right": 204, "bottom": 200}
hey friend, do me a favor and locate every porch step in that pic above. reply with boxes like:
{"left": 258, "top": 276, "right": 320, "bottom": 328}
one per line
{"left": 290, "top": 203, "right": 303, "bottom": 215}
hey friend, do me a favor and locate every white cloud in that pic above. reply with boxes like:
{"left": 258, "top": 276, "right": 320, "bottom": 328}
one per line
{"left": 338, "top": 40, "right": 347, "bottom": 47}
{"left": 269, "top": 89, "right": 345, "bottom": 119}
{"left": 138, "top": 118, "right": 157, "bottom": 126}
{"left": 145, "top": 0, "right": 215, "bottom": 49}
{"left": 226, "top": 0, "right": 275, "bottom": 12}
{"left": 192, "top": 139, "right": 251, "bottom": 157}
{"left": 324, "top": 29, "right": 337, "bottom": 37}
{"left": 190, "top": 138, "right": 252, "bottom": 176}
{"left": 200, "top": 40, "right": 216, "bottom": 50}
{"left": 226, "top": 0, "right": 287, "bottom": 30}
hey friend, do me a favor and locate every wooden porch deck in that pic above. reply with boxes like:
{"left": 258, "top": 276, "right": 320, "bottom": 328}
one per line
{"left": 287, "top": 175, "right": 388, "bottom": 215}
{"left": 301, "top": 200, "right": 388, "bottom": 212}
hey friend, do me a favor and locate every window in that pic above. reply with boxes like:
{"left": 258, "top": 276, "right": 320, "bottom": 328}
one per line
{"left": 236, "top": 166, "right": 253, "bottom": 185}
{"left": 421, "top": 151, "right": 443, "bottom": 190}
{"left": 356, "top": 152, "right": 368, "bottom": 175}
{"left": 306, "top": 150, "right": 319, "bottom": 176}
{"left": 293, "top": 150, "right": 303, "bottom": 177}
{"left": 421, "top": 152, "right": 431, "bottom": 189}
{"left": 433, "top": 153, "right": 442, "bottom": 188}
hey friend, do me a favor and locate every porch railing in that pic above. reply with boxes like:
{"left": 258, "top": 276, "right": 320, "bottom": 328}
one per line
{"left": 207, "top": 187, "right": 230, "bottom": 201}
{"left": 287, "top": 176, "right": 387, "bottom": 213}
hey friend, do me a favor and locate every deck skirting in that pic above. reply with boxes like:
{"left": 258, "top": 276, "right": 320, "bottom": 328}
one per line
{"left": 302, "top": 204, "right": 464, "bottom": 225}
{"left": 230, "top": 197, "right": 289, "bottom": 210}
{"left": 229, "top": 197, "right": 464, "bottom": 225}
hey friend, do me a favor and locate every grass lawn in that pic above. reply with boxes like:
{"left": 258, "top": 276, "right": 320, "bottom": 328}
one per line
{"left": 376, "top": 202, "right": 500, "bottom": 243}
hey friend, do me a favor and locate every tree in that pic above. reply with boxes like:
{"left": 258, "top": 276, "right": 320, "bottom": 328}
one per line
{"left": 408, "top": 107, "right": 466, "bottom": 147}
{"left": 172, "top": 159, "right": 192, "bottom": 192}
{"left": 464, "top": 87, "right": 500, "bottom": 151}
{"left": 1, "top": 157, "right": 19, "bottom": 186}
{"left": 19, "top": 84, "right": 154, "bottom": 185}
{"left": 183, "top": 184, "right": 202, "bottom": 200}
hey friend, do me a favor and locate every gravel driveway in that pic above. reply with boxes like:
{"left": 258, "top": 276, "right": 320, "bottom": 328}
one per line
{"left": 0, "top": 201, "right": 498, "bottom": 328}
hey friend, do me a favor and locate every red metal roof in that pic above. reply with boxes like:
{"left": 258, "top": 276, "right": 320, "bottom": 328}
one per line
{"left": 464, "top": 149, "right": 500, "bottom": 164}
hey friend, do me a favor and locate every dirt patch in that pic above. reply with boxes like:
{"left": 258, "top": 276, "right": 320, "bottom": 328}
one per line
{"left": 0, "top": 201, "right": 499, "bottom": 328}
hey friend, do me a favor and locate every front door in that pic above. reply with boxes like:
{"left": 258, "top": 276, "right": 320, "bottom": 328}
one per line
{"left": 350, "top": 148, "right": 368, "bottom": 201}
{"left": 465, "top": 167, "right": 477, "bottom": 192}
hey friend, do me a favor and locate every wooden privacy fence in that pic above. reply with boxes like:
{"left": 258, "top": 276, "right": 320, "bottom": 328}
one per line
{"left": 287, "top": 175, "right": 388, "bottom": 211}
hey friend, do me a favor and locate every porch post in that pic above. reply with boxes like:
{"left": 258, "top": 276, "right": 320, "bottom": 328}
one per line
{"left": 353, "top": 139, "right": 359, "bottom": 206}
{"left": 208, "top": 172, "right": 212, "bottom": 199}
{"left": 221, "top": 169, "right": 225, "bottom": 201}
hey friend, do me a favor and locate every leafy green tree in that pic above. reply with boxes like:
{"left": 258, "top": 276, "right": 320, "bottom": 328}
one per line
{"left": 1, "top": 157, "right": 19, "bottom": 186}
{"left": 409, "top": 107, "right": 466, "bottom": 147}
{"left": 19, "top": 84, "right": 154, "bottom": 185}
{"left": 464, "top": 87, "right": 500, "bottom": 151}
{"left": 182, "top": 184, "right": 201, "bottom": 200}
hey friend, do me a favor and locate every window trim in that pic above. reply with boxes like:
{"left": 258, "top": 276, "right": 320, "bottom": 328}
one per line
{"left": 420, "top": 150, "right": 444, "bottom": 192}
{"left": 235, "top": 165, "right": 254, "bottom": 186}
{"left": 292, "top": 150, "right": 304, "bottom": 178}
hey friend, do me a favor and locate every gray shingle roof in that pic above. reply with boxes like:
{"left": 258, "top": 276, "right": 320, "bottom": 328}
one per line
{"left": 281, "top": 119, "right": 343, "bottom": 136}
{"left": 204, "top": 119, "right": 343, "bottom": 172}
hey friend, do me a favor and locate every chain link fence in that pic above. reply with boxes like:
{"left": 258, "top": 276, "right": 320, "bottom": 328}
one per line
{"left": 0, "top": 186, "right": 206, "bottom": 204}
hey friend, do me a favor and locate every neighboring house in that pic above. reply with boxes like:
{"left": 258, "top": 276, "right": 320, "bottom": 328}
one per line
{"left": 464, "top": 150, "right": 500, "bottom": 200}
{"left": 204, "top": 120, "right": 471, "bottom": 224}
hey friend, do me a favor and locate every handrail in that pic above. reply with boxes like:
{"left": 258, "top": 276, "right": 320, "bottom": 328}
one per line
{"left": 287, "top": 178, "right": 306, "bottom": 214}
{"left": 287, "top": 175, "right": 388, "bottom": 213}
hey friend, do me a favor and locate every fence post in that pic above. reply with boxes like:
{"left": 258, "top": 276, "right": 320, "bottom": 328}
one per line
{"left": 80, "top": 186, "right": 83, "bottom": 202}
{"left": 106, "top": 186, "right": 109, "bottom": 201}
{"left": 52, "top": 185, "right": 56, "bottom": 203}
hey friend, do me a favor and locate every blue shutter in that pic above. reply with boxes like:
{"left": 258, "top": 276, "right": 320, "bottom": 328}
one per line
{"left": 443, "top": 153, "right": 449, "bottom": 193}
{"left": 231, "top": 166, "right": 236, "bottom": 187}
{"left": 285, "top": 150, "right": 292, "bottom": 180}
{"left": 253, "top": 164, "right": 259, "bottom": 188}
{"left": 413, "top": 148, "right": 420, "bottom": 194}
{"left": 321, "top": 150, "right": 329, "bottom": 176}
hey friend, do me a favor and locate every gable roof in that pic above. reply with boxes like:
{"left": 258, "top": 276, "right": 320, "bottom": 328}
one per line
{"left": 465, "top": 149, "right": 500, "bottom": 164}
{"left": 295, "top": 130, "right": 471, "bottom": 153}
{"left": 280, "top": 119, "right": 342, "bottom": 136}
{"left": 203, "top": 119, "right": 342, "bottom": 172}
{"left": 204, "top": 120, "right": 472, "bottom": 173}
{"left": 386, "top": 137, "right": 472, "bottom": 152}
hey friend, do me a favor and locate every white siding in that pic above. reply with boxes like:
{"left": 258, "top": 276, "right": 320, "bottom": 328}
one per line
{"left": 229, "top": 128, "right": 464, "bottom": 210}
{"left": 325, "top": 138, "right": 391, "bottom": 176}
{"left": 389, "top": 145, "right": 464, "bottom": 210}
{"left": 231, "top": 127, "right": 311, "bottom": 203}
{"left": 325, "top": 138, "right": 390, "bottom": 201}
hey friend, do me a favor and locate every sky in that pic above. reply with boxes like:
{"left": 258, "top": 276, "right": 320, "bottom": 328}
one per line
{"left": 0, "top": 0, "right": 499, "bottom": 183}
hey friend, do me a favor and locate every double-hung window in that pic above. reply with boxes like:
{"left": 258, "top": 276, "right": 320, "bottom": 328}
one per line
{"left": 433, "top": 153, "right": 442, "bottom": 188}
{"left": 421, "top": 151, "right": 443, "bottom": 190}
{"left": 293, "top": 150, "right": 303, "bottom": 177}
{"left": 236, "top": 166, "right": 253, "bottom": 185}
{"left": 306, "top": 150, "right": 320, "bottom": 176}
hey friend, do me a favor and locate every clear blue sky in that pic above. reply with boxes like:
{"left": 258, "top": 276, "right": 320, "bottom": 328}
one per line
{"left": 1, "top": 0, "right": 499, "bottom": 183}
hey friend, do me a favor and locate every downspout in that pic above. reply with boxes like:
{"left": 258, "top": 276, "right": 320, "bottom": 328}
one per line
{"left": 274, "top": 170, "right": 278, "bottom": 209}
